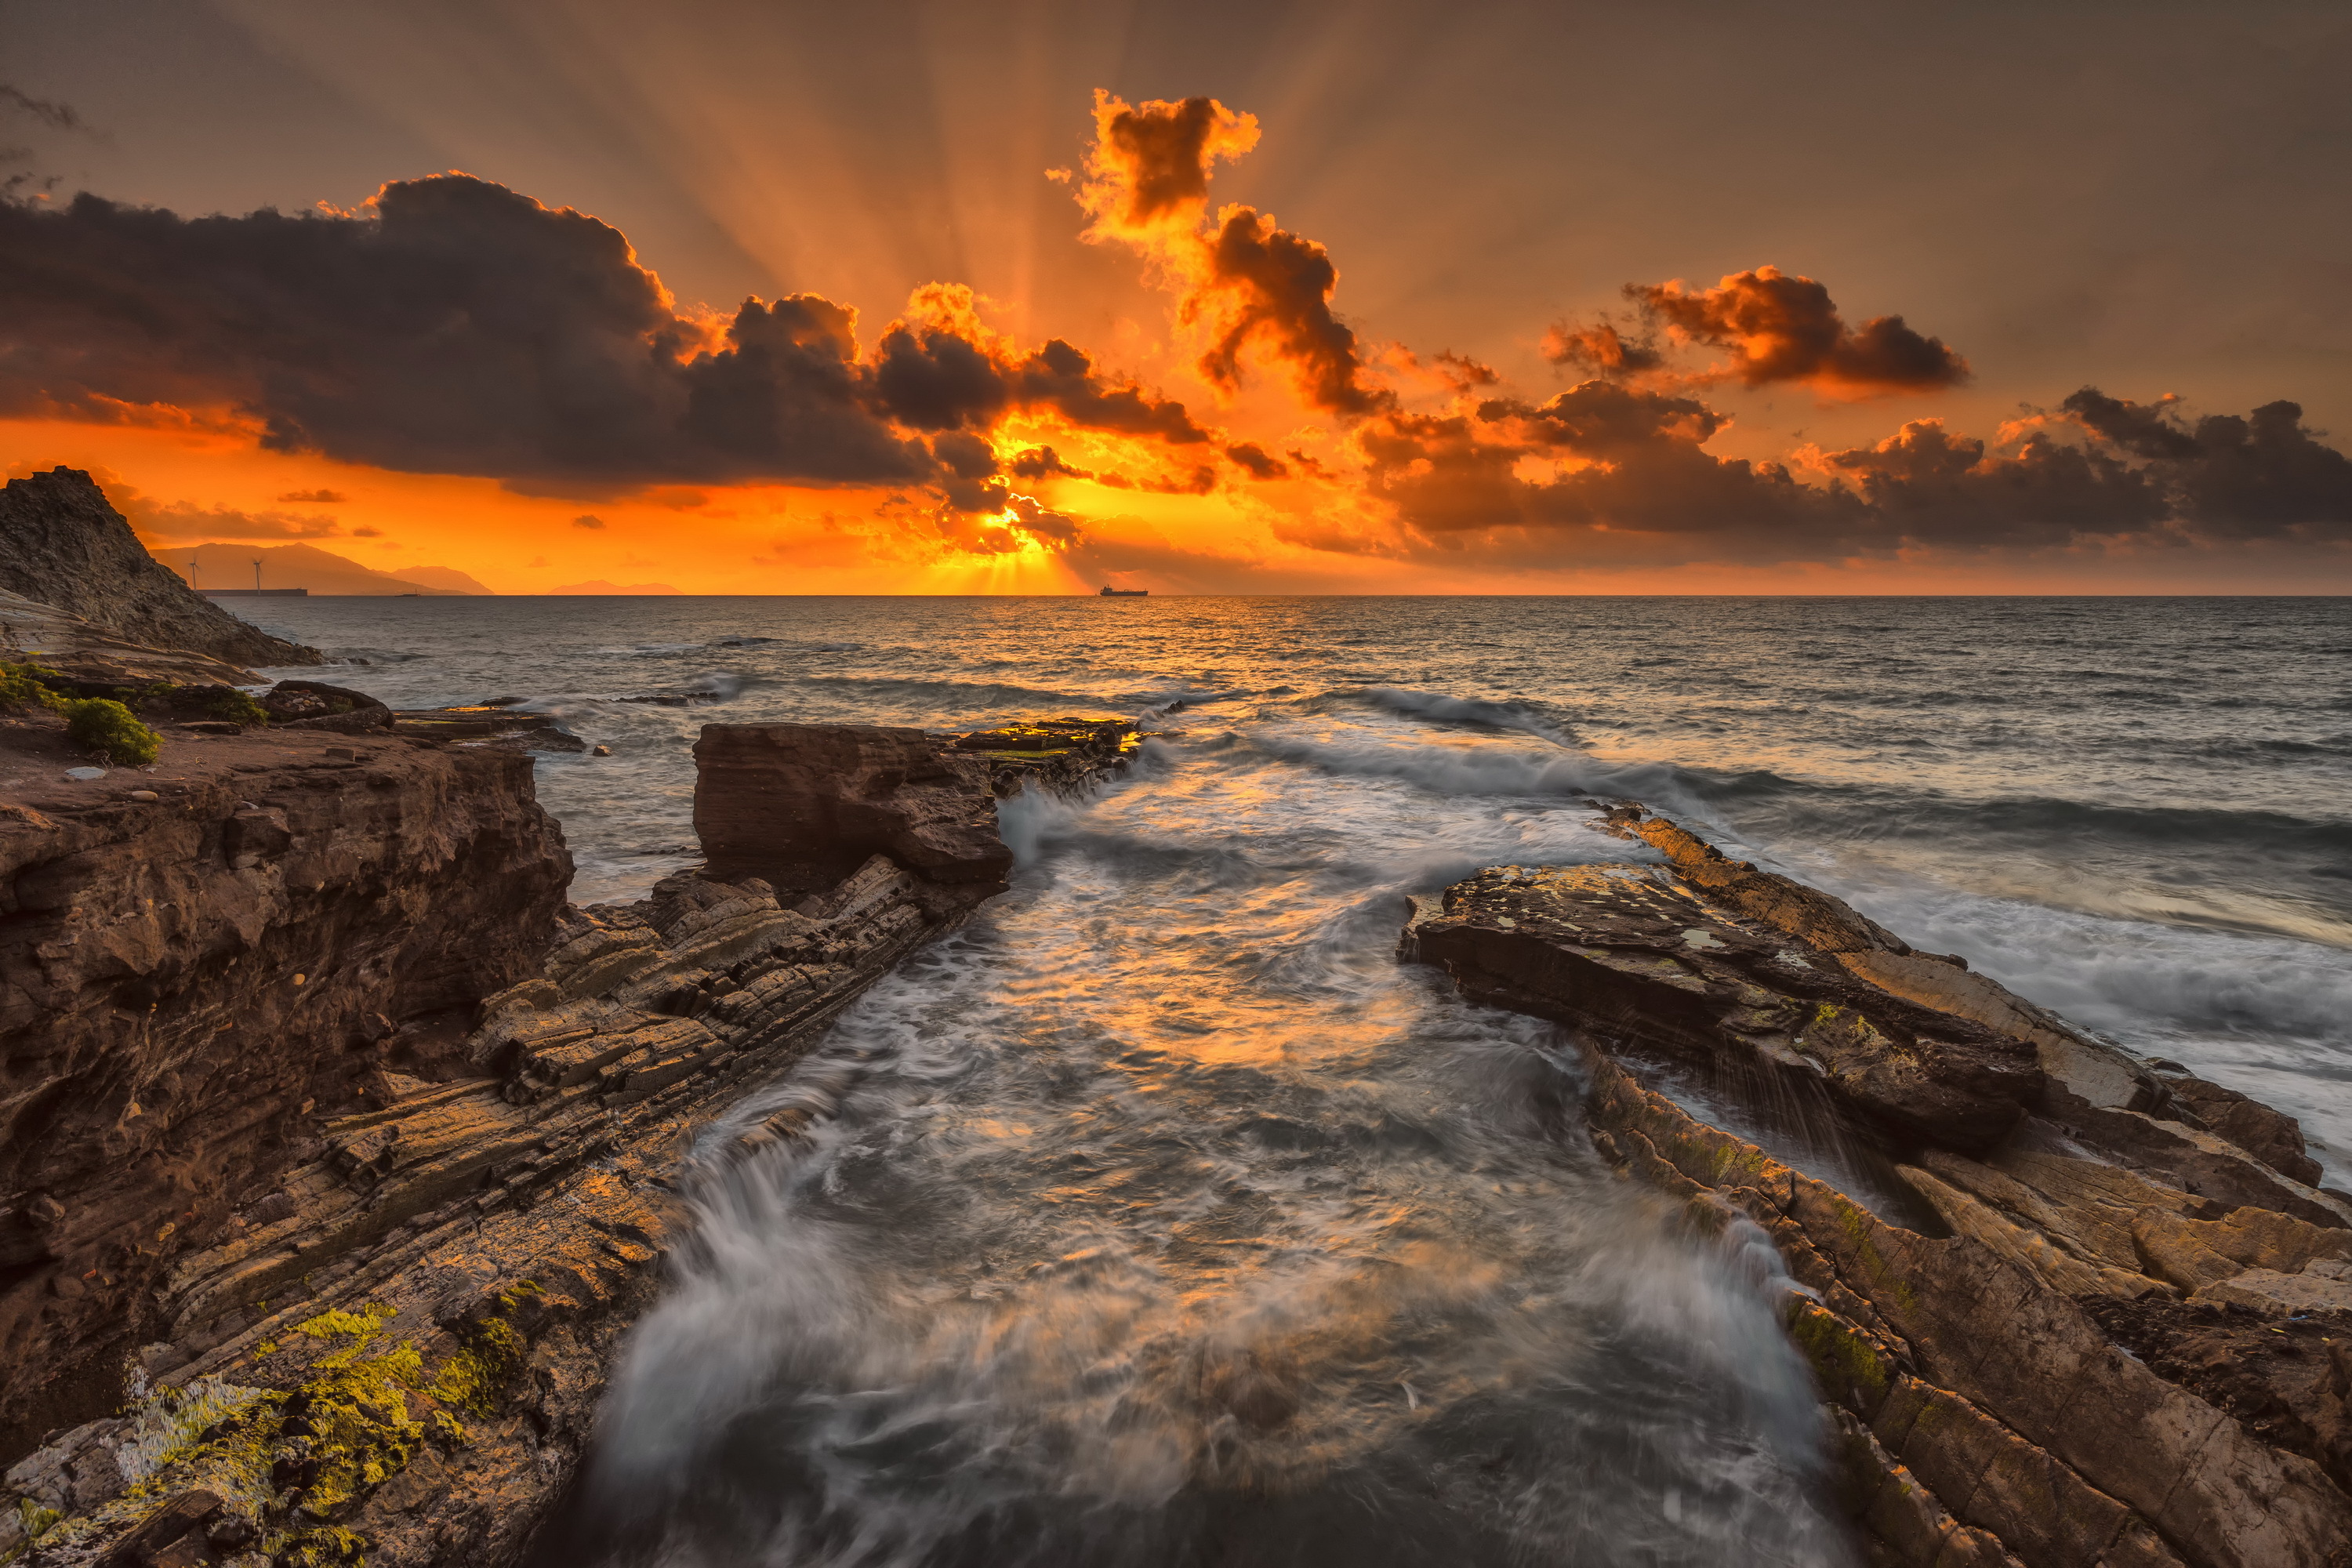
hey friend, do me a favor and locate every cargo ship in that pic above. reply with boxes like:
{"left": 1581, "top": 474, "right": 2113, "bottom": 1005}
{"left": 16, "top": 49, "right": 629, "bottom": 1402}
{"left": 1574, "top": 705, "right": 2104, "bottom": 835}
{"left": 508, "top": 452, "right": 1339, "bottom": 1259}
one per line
{"left": 1098, "top": 585, "right": 1149, "bottom": 597}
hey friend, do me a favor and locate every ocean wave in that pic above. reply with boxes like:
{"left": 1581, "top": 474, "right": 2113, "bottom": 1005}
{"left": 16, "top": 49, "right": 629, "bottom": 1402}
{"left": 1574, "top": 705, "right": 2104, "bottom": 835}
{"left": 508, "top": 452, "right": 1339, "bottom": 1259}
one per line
{"left": 1751, "top": 786, "right": 2352, "bottom": 862}
{"left": 312, "top": 646, "right": 422, "bottom": 665}
{"left": 796, "top": 671, "right": 1132, "bottom": 711}
{"left": 1233, "top": 729, "right": 1719, "bottom": 818}
{"left": 1318, "top": 686, "right": 1577, "bottom": 746}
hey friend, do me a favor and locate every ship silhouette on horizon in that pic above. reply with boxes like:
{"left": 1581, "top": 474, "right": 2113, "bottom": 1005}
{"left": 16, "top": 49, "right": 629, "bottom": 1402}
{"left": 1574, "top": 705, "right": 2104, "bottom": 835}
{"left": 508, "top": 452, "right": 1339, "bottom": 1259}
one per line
{"left": 1098, "top": 585, "right": 1149, "bottom": 597}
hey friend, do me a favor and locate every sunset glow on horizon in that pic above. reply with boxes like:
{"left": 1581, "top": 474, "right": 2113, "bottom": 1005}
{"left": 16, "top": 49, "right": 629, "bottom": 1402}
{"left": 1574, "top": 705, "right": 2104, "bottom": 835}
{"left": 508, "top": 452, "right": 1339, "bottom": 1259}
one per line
{"left": 5, "top": 3, "right": 2348, "bottom": 594}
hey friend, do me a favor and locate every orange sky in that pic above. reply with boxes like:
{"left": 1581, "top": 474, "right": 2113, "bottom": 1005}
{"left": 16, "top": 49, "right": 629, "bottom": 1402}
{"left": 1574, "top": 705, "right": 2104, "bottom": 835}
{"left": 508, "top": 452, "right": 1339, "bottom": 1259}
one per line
{"left": 5, "top": 3, "right": 2350, "bottom": 593}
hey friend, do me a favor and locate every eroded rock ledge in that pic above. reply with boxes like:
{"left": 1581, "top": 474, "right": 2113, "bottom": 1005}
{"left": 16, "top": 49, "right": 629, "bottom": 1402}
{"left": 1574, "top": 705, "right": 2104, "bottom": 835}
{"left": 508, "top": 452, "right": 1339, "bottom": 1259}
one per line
{"left": 1404, "top": 807, "right": 2352, "bottom": 1568}
{"left": 1, "top": 716, "right": 1137, "bottom": 1568}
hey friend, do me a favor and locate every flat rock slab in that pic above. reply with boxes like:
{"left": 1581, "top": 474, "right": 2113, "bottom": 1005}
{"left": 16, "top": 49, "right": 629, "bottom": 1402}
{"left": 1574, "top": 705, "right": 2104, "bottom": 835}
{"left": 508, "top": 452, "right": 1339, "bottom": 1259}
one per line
{"left": 1410, "top": 862, "right": 2044, "bottom": 1152}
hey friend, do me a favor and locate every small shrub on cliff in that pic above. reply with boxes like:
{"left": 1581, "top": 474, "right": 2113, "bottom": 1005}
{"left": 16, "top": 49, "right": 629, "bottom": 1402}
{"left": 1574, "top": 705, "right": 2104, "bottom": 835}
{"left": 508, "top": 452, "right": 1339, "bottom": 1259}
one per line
{"left": 0, "top": 660, "right": 67, "bottom": 713}
{"left": 61, "top": 698, "right": 162, "bottom": 766}
{"left": 202, "top": 686, "right": 271, "bottom": 727}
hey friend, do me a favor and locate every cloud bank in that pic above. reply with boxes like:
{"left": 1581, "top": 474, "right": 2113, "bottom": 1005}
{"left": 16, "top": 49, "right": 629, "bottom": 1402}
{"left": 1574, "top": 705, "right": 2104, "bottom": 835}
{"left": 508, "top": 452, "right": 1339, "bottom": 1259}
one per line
{"left": 2, "top": 90, "right": 2347, "bottom": 579}
{"left": 0, "top": 175, "right": 1214, "bottom": 542}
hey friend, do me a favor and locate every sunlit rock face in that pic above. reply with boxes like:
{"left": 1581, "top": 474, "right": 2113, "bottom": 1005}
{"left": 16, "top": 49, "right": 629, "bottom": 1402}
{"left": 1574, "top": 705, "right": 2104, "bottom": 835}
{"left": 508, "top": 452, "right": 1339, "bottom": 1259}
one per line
{"left": 1406, "top": 808, "right": 2352, "bottom": 1568}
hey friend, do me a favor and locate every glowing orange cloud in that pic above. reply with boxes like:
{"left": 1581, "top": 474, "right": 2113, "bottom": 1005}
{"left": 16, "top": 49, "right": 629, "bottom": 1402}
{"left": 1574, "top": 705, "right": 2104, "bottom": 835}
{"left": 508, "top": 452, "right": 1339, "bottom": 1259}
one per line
{"left": 1624, "top": 266, "right": 1969, "bottom": 395}
{"left": 1076, "top": 93, "right": 1391, "bottom": 418}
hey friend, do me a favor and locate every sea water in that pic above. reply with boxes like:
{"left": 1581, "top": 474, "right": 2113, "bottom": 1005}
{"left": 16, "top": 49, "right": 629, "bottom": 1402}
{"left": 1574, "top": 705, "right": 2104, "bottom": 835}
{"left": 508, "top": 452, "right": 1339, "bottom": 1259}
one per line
{"left": 241, "top": 594, "right": 2351, "bottom": 1564}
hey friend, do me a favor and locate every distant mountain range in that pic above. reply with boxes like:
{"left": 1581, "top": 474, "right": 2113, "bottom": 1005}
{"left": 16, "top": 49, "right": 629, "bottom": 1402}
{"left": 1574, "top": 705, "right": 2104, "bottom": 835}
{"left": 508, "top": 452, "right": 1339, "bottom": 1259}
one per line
{"left": 159, "top": 542, "right": 494, "bottom": 596}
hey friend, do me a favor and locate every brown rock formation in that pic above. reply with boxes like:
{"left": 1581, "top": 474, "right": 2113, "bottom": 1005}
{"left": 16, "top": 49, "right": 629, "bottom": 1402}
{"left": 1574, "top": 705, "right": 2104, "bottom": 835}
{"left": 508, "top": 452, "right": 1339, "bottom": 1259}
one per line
{"left": 695, "top": 724, "right": 1011, "bottom": 895}
{"left": 1, "top": 717, "right": 1135, "bottom": 1567}
{"left": 0, "top": 722, "right": 572, "bottom": 1457}
{"left": 1407, "top": 860, "right": 2047, "bottom": 1152}
{"left": 0, "top": 588, "right": 262, "bottom": 691}
{"left": 0, "top": 469, "right": 318, "bottom": 669}
{"left": 695, "top": 716, "right": 1141, "bottom": 897}
{"left": 1405, "top": 808, "right": 2352, "bottom": 1568}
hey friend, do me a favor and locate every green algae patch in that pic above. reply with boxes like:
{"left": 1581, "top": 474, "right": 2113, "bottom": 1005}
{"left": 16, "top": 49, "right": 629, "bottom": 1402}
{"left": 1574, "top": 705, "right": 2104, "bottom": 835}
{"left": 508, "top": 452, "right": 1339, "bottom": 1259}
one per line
{"left": 283, "top": 1302, "right": 434, "bottom": 1515}
{"left": 2, "top": 1499, "right": 64, "bottom": 1566}
{"left": 52, "top": 1300, "right": 503, "bottom": 1565}
{"left": 1784, "top": 1299, "right": 1896, "bottom": 1415}
{"left": 426, "top": 1282, "right": 543, "bottom": 1418}
{"left": 13, "top": 1377, "right": 285, "bottom": 1565}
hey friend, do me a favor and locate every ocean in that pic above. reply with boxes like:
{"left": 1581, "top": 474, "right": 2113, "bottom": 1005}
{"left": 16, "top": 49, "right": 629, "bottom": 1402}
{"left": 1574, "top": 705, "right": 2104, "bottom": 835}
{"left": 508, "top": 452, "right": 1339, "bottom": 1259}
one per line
{"left": 244, "top": 594, "right": 2352, "bottom": 1565}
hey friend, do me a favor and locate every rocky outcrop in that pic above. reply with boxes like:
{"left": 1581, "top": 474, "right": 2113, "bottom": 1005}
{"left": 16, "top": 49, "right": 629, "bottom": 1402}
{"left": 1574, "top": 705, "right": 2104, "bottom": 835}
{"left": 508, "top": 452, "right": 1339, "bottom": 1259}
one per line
{"left": 0, "top": 589, "right": 262, "bottom": 691}
{"left": 1406, "top": 862, "right": 2044, "bottom": 1151}
{"left": 0, "top": 723, "right": 572, "bottom": 1458}
{"left": 1, "top": 716, "right": 1136, "bottom": 1567}
{"left": 0, "top": 470, "right": 318, "bottom": 669}
{"left": 1404, "top": 808, "right": 2352, "bottom": 1568}
{"left": 695, "top": 717, "right": 1140, "bottom": 897}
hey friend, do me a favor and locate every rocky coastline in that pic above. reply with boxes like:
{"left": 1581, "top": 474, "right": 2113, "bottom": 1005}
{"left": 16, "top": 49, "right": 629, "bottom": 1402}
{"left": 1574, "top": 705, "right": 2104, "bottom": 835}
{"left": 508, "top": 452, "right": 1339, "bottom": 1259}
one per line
{"left": 1403, "top": 808, "right": 2352, "bottom": 1568}
{"left": 1, "top": 706, "right": 1139, "bottom": 1568}
{"left": 2, "top": 473, "right": 2344, "bottom": 1568}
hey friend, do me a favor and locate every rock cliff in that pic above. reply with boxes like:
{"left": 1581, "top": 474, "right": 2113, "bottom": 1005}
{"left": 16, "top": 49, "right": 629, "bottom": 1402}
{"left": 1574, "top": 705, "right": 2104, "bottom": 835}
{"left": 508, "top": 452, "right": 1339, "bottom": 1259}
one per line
{"left": 0, "top": 724, "right": 572, "bottom": 1459}
{"left": 0, "top": 714, "right": 1138, "bottom": 1567}
{"left": 0, "top": 470, "right": 318, "bottom": 669}
{"left": 1404, "top": 807, "right": 2352, "bottom": 1568}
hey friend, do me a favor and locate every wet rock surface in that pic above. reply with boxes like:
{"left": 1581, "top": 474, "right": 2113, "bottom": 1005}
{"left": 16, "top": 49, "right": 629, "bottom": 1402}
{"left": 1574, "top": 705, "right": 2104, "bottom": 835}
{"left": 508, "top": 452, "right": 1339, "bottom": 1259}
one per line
{"left": 0, "top": 470, "right": 317, "bottom": 669}
{"left": 1405, "top": 807, "right": 2352, "bottom": 1568}
{"left": 387, "top": 704, "right": 586, "bottom": 754}
{"left": 2, "top": 717, "right": 1135, "bottom": 1567}
{"left": 1406, "top": 861, "right": 2044, "bottom": 1151}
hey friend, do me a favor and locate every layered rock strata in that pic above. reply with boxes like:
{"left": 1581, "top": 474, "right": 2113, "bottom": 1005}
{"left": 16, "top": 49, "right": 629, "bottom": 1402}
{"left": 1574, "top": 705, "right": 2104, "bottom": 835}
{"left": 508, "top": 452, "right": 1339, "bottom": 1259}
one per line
{"left": 0, "top": 725, "right": 572, "bottom": 1458}
{"left": 2, "top": 716, "right": 1137, "bottom": 1567}
{"left": 0, "top": 471, "right": 318, "bottom": 669}
{"left": 1403, "top": 808, "right": 2352, "bottom": 1568}
{"left": 0, "top": 590, "right": 263, "bottom": 692}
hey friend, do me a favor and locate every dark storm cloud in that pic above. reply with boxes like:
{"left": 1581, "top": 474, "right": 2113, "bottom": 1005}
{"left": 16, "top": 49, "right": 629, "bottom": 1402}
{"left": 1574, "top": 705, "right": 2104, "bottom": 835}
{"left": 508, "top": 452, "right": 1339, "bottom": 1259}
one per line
{"left": 1006, "top": 445, "right": 1091, "bottom": 481}
{"left": 869, "top": 327, "right": 1211, "bottom": 443}
{"left": 1224, "top": 441, "right": 1287, "bottom": 479}
{"left": 1817, "top": 419, "right": 2162, "bottom": 547}
{"left": 0, "top": 175, "right": 1210, "bottom": 495}
{"left": 1820, "top": 393, "right": 2352, "bottom": 546}
{"left": 1079, "top": 93, "right": 1259, "bottom": 230}
{"left": 1541, "top": 321, "right": 1664, "bottom": 377}
{"left": 2058, "top": 390, "right": 2352, "bottom": 535}
{"left": 0, "top": 85, "right": 84, "bottom": 132}
{"left": 1358, "top": 380, "right": 2351, "bottom": 566}
{"left": 1563, "top": 267, "right": 1969, "bottom": 394}
{"left": 1197, "top": 207, "right": 1392, "bottom": 417}
{"left": 1007, "top": 339, "right": 1211, "bottom": 443}
{"left": 1076, "top": 93, "right": 1390, "bottom": 419}
{"left": 1361, "top": 382, "right": 1866, "bottom": 561}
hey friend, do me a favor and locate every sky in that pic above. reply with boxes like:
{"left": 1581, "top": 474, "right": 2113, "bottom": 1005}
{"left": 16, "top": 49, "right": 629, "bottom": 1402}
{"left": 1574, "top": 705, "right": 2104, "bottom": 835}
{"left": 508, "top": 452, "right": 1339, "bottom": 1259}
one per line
{"left": 3, "top": 0, "right": 2350, "bottom": 593}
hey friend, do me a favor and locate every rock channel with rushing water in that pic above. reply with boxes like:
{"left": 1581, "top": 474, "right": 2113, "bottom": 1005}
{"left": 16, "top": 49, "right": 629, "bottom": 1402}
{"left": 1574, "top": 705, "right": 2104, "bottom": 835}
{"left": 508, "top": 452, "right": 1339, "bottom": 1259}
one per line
{"left": 2, "top": 593, "right": 2348, "bottom": 1566}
